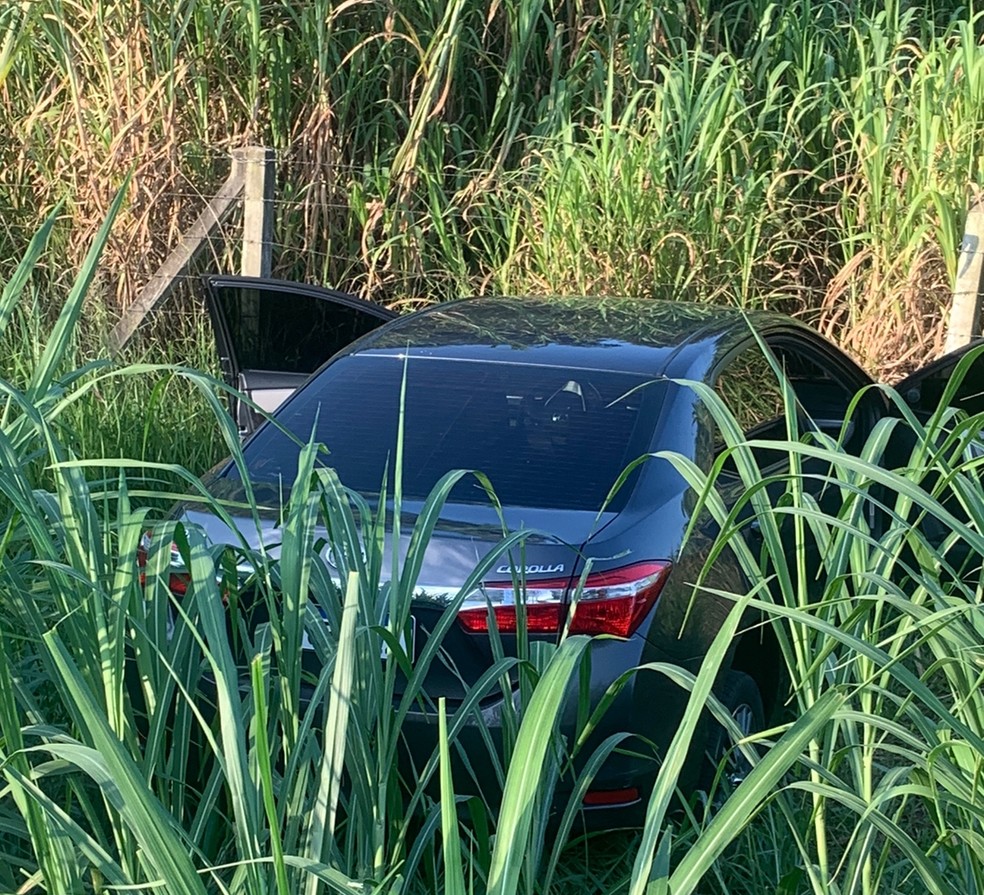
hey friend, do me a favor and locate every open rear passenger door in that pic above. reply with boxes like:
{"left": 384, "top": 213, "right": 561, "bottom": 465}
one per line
{"left": 203, "top": 276, "right": 396, "bottom": 435}
{"left": 889, "top": 340, "right": 984, "bottom": 568}
{"left": 879, "top": 339, "right": 984, "bottom": 475}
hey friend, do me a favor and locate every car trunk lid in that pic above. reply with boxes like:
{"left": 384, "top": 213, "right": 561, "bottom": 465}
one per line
{"left": 177, "top": 497, "right": 599, "bottom": 700}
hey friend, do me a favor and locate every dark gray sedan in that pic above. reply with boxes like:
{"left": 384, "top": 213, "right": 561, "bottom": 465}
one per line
{"left": 178, "top": 276, "right": 983, "bottom": 824}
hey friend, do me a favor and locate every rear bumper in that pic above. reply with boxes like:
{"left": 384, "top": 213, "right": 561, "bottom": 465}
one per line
{"left": 393, "top": 634, "right": 706, "bottom": 831}
{"left": 178, "top": 630, "right": 707, "bottom": 832}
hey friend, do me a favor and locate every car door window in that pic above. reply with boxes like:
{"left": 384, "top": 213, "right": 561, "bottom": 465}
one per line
{"left": 774, "top": 346, "right": 856, "bottom": 441}
{"left": 896, "top": 341, "right": 984, "bottom": 420}
{"left": 713, "top": 341, "right": 857, "bottom": 470}
{"left": 713, "top": 347, "right": 787, "bottom": 468}
{"left": 204, "top": 277, "right": 396, "bottom": 435}
{"left": 211, "top": 283, "right": 390, "bottom": 376}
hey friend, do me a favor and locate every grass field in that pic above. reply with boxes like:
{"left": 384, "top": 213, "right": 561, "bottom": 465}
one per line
{"left": 2, "top": 1, "right": 983, "bottom": 384}
{"left": 3, "top": 210, "right": 984, "bottom": 892}
{"left": 2, "top": 0, "right": 981, "bottom": 472}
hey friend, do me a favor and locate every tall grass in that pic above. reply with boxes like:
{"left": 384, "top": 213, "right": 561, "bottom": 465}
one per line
{"left": 0, "top": 204, "right": 564, "bottom": 892}
{"left": 664, "top": 344, "right": 984, "bottom": 894}
{"left": 2, "top": 1, "right": 982, "bottom": 381}
{"left": 2, "top": 1, "right": 981, "bottom": 487}
{"left": 7, "top": 197, "right": 984, "bottom": 892}
{"left": 0, "top": 207, "right": 835, "bottom": 894}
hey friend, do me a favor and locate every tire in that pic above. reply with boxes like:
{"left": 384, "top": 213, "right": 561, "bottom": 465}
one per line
{"left": 701, "top": 670, "right": 764, "bottom": 798}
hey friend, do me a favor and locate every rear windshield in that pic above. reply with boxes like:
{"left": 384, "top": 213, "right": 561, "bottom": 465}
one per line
{"left": 230, "top": 355, "right": 663, "bottom": 512}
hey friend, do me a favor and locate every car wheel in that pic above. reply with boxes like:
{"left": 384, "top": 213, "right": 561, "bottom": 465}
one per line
{"left": 702, "top": 670, "right": 764, "bottom": 798}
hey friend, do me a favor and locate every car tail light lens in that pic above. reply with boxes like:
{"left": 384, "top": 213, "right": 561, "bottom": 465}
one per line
{"left": 164, "top": 573, "right": 190, "bottom": 596}
{"left": 583, "top": 786, "right": 641, "bottom": 806}
{"left": 137, "top": 531, "right": 190, "bottom": 596}
{"left": 457, "top": 561, "right": 671, "bottom": 637}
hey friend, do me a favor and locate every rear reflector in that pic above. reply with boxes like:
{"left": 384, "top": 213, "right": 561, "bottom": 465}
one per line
{"left": 457, "top": 561, "right": 671, "bottom": 637}
{"left": 583, "top": 787, "right": 641, "bottom": 806}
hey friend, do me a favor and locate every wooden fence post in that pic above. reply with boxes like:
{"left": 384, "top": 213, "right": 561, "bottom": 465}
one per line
{"left": 944, "top": 194, "right": 984, "bottom": 355}
{"left": 109, "top": 154, "right": 247, "bottom": 354}
{"left": 238, "top": 146, "right": 275, "bottom": 278}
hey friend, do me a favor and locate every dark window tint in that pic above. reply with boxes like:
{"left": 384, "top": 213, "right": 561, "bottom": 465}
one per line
{"left": 714, "top": 347, "right": 786, "bottom": 463}
{"left": 214, "top": 285, "right": 389, "bottom": 375}
{"left": 774, "top": 346, "right": 853, "bottom": 425}
{"left": 714, "top": 341, "right": 858, "bottom": 467}
{"left": 232, "top": 355, "right": 662, "bottom": 511}
{"left": 716, "top": 349, "right": 785, "bottom": 436}
{"left": 901, "top": 347, "right": 984, "bottom": 419}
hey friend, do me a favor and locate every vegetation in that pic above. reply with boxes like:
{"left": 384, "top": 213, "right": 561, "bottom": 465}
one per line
{"left": 3, "top": 182, "right": 984, "bottom": 894}
{"left": 3, "top": 2, "right": 984, "bottom": 892}
{"left": 2, "top": 1, "right": 983, "bottom": 385}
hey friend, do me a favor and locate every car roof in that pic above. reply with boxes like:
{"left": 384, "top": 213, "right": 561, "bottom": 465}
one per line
{"left": 348, "top": 295, "right": 803, "bottom": 379}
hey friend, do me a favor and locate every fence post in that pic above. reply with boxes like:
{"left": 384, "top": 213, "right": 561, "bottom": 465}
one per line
{"left": 238, "top": 146, "right": 275, "bottom": 278}
{"left": 944, "top": 194, "right": 984, "bottom": 355}
{"left": 108, "top": 153, "right": 247, "bottom": 354}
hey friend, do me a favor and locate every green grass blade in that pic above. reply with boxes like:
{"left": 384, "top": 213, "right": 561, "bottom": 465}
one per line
{"left": 627, "top": 588, "right": 758, "bottom": 895}
{"left": 438, "top": 697, "right": 467, "bottom": 895}
{"left": 28, "top": 178, "right": 129, "bottom": 401}
{"left": 0, "top": 202, "right": 60, "bottom": 340}
{"left": 667, "top": 689, "right": 845, "bottom": 895}
{"left": 305, "top": 570, "right": 360, "bottom": 888}
{"left": 487, "top": 634, "right": 591, "bottom": 895}
{"left": 0, "top": 636, "right": 82, "bottom": 895}
{"left": 40, "top": 631, "right": 208, "bottom": 895}
{"left": 251, "top": 655, "right": 291, "bottom": 895}
{"left": 187, "top": 525, "right": 265, "bottom": 888}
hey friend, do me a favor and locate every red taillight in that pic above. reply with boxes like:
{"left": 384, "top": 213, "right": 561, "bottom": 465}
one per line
{"left": 166, "top": 573, "right": 190, "bottom": 596}
{"left": 457, "top": 561, "right": 671, "bottom": 638}
{"left": 459, "top": 602, "right": 566, "bottom": 635}
{"left": 583, "top": 787, "right": 641, "bottom": 806}
{"left": 138, "top": 531, "right": 188, "bottom": 596}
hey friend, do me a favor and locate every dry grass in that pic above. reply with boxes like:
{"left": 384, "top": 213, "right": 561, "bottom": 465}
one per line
{"left": 819, "top": 246, "right": 951, "bottom": 381}
{"left": 1, "top": 1, "right": 982, "bottom": 384}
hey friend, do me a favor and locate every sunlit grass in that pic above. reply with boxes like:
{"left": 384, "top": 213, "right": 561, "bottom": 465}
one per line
{"left": 1, "top": 1, "right": 982, "bottom": 382}
{"left": 3, "top": 4, "right": 984, "bottom": 884}
{"left": 5, "top": 191, "right": 984, "bottom": 893}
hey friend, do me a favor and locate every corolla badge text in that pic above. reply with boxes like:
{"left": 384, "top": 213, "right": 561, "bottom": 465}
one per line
{"left": 495, "top": 564, "right": 565, "bottom": 575}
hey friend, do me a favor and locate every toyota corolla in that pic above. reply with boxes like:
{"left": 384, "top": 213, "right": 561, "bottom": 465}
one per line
{"left": 160, "top": 277, "right": 983, "bottom": 824}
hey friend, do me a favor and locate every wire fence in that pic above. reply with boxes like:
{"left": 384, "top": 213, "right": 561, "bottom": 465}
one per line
{"left": 1, "top": 144, "right": 977, "bottom": 377}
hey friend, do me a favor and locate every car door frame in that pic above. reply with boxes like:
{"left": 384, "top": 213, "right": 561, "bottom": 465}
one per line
{"left": 204, "top": 275, "right": 396, "bottom": 386}
{"left": 202, "top": 275, "right": 397, "bottom": 434}
{"left": 706, "top": 323, "right": 879, "bottom": 470}
{"left": 879, "top": 340, "right": 984, "bottom": 566}
{"left": 703, "top": 324, "right": 880, "bottom": 573}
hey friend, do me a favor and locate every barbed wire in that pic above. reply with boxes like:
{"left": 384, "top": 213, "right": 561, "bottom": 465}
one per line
{"left": 3, "top": 144, "right": 976, "bottom": 329}
{"left": 114, "top": 266, "right": 973, "bottom": 307}
{"left": 4, "top": 157, "right": 973, "bottom": 212}
{"left": 122, "top": 191, "right": 871, "bottom": 214}
{"left": 140, "top": 147, "right": 984, "bottom": 175}
{"left": 0, "top": 182, "right": 936, "bottom": 217}
{"left": 125, "top": 228, "right": 984, "bottom": 275}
